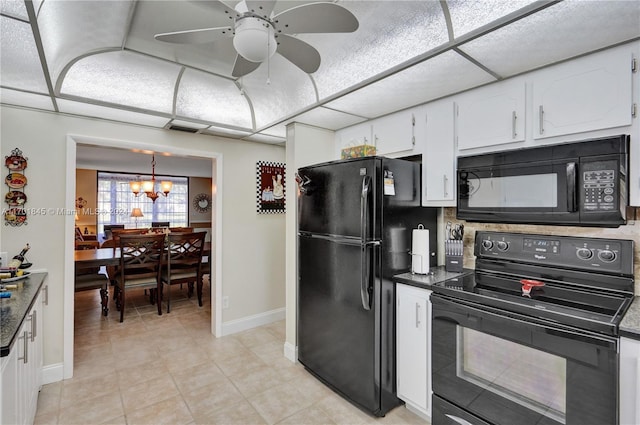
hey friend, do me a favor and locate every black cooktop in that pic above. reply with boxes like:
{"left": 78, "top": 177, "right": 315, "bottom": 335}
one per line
{"left": 433, "top": 232, "right": 635, "bottom": 336}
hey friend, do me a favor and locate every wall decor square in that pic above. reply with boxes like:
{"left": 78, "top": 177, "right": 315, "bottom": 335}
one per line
{"left": 256, "top": 161, "right": 285, "bottom": 214}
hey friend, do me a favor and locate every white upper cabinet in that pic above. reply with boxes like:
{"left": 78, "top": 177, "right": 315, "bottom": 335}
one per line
{"left": 533, "top": 47, "right": 633, "bottom": 140}
{"left": 335, "top": 121, "right": 372, "bottom": 158}
{"left": 456, "top": 79, "right": 526, "bottom": 151}
{"left": 372, "top": 110, "right": 416, "bottom": 156}
{"left": 420, "top": 101, "right": 456, "bottom": 206}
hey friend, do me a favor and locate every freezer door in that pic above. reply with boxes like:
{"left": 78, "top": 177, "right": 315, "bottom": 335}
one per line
{"left": 298, "top": 158, "right": 378, "bottom": 238}
{"left": 298, "top": 235, "right": 380, "bottom": 413}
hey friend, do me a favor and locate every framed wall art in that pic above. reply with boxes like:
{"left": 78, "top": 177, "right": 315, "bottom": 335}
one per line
{"left": 256, "top": 161, "right": 285, "bottom": 214}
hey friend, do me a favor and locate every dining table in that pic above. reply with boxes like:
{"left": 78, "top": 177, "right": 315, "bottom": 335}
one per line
{"left": 74, "top": 241, "right": 211, "bottom": 267}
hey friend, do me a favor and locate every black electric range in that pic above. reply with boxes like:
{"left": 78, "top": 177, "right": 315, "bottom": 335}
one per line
{"left": 431, "top": 231, "right": 635, "bottom": 336}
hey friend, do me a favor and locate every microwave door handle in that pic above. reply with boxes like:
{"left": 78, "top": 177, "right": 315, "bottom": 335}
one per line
{"left": 566, "top": 162, "right": 577, "bottom": 212}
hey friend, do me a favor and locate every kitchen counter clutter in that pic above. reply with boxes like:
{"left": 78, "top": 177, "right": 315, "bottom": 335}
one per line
{"left": 394, "top": 266, "right": 473, "bottom": 290}
{"left": 620, "top": 296, "right": 640, "bottom": 339}
{"left": 1, "top": 272, "right": 46, "bottom": 356}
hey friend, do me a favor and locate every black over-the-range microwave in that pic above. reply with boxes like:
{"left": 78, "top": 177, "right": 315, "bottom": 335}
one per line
{"left": 456, "top": 135, "right": 630, "bottom": 227}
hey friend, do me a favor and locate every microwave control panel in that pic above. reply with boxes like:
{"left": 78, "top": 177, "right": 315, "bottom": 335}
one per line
{"left": 581, "top": 159, "right": 618, "bottom": 212}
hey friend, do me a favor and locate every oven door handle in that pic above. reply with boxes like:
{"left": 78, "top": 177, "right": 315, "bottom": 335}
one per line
{"left": 566, "top": 162, "right": 577, "bottom": 212}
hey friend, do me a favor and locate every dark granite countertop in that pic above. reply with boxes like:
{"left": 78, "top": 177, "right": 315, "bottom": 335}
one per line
{"left": 620, "top": 296, "right": 640, "bottom": 340}
{"left": 1, "top": 272, "right": 47, "bottom": 357}
{"left": 394, "top": 265, "right": 474, "bottom": 290}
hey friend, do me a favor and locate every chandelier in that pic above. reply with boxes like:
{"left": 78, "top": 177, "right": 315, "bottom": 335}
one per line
{"left": 130, "top": 154, "right": 172, "bottom": 202}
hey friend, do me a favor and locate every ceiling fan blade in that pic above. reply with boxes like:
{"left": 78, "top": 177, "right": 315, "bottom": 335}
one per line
{"left": 232, "top": 54, "right": 262, "bottom": 77}
{"left": 189, "top": 0, "right": 241, "bottom": 19}
{"left": 245, "top": 1, "right": 277, "bottom": 19}
{"left": 273, "top": 2, "right": 358, "bottom": 34}
{"left": 276, "top": 34, "right": 321, "bottom": 74}
{"left": 155, "top": 27, "right": 233, "bottom": 44}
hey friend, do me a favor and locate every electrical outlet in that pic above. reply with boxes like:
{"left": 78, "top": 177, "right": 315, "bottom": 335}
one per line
{"left": 0, "top": 252, "right": 7, "bottom": 268}
{"left": 222, "top": 296, "right": 229, "bottom": 309}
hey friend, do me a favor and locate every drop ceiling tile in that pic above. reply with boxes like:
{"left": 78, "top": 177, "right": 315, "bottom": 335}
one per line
{"left": 57, "top": 98, "right": 170, "bottom": 127}
{"left": 176, "top": 68, "right": 252, "bottom": 129}
{"left": 1, "top": 17, "right": 49, "bottom": 93}
{"left": 459, "top": 1, "right": 640, "bottom": 77}
{"left": 0, "top": 88, "right": 54, "bottom": 111}
{"left": 309, "top": 1, "right": 448, "bottom": 101}
{"left": 240, "top": 54, "right": 317, "bottom": 129}
{"left": 446, "top": 0, "right": 537, "bottom": 39}
{"left": 324, "top": 50, "right": 495, "bottom": 119}
{"left": 259, "top": 124, "right": 287, "bottom": 138}
{"left": 287, "top": 107, "right": 367, "bottom": 131}
{"left": 61, "top": 51, "right": 181, "bottom": 114}
{"left": 1, "top": 0, "right": 28, "bottom": 20}
{"left": 37, "top": 0, "right": 133, "bottom": 83}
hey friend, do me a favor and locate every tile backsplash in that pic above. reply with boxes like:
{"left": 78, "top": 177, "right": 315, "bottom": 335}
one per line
{"left": 443, "top": 207, "right": 640, "bottom": 294}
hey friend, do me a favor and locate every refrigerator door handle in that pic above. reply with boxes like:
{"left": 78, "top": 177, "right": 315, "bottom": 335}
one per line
{"left": 360, "top": 175, "right": 373, "bottom": 310}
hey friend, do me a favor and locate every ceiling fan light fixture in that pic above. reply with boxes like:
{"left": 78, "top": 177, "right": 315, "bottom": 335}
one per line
{"left": 233, "top": 16, "right": 277, "bottom": 63}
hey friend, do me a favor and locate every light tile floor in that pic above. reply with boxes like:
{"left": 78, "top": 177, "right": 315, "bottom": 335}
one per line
{"left": 34, "top": 282, "right": 429, "bottom": 425}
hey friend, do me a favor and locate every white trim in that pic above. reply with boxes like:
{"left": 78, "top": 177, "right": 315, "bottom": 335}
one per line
{"left": 64, "top": 134, "right": 224, "bottom": 381}
{"left": 221, "top": 307, "right": 285, "bottom": 336}
{"left": 283, "top": 341, "right": 298, "bottom": 363}
{"left": 42, "top": 363, "right": 64, "bottom": 385}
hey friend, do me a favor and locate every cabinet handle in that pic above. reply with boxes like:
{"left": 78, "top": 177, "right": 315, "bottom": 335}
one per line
{"left": 31, "top": 310, "right": 37, "bottom": 342}
{"left": 18, "top": 330, "right": 29, "bottom": 364}
{"left": 415, "top": 303, "right": 421, "bottom": 328}
{"left": 539, "top": 105, "right": 545, "bottom": 135}
{"left": 43, "top": 285, "right": 49, "bottom": 305}
{"left": 512, "top": 111, "right": 517, "bottom": 139}
{"left": 443, "top": 174, "right": 448, "bottom": 197}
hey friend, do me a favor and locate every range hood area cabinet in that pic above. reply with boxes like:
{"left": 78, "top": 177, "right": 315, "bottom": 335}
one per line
{"left": 532, "top": 47, "right": 633, "bottom": 140}
{"left": 455, "top": 79, "right": 526, "bottom": 151}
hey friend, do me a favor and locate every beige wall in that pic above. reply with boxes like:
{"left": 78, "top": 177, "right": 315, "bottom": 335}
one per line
{"left": 75, "top": 169, "right": 97, "bottom": 234}
{"left": 443, "top": 208, "right": 640, "bottom": 294}
{"left": 1, "top": 105, "right": 286, "bottom": 373}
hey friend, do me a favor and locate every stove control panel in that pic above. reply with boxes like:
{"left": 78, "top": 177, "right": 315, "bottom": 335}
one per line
{"left": 476, "top": 231, "right": 634, "bottom": 275}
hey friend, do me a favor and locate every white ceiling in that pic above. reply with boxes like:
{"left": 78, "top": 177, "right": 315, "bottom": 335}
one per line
{"left": 2, "top": 0, "right": 639, "bottom": 146}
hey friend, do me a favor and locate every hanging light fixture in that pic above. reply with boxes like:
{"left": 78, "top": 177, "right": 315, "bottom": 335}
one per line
{"left": 130, "top": 154, "right": 172, "bottom": 202}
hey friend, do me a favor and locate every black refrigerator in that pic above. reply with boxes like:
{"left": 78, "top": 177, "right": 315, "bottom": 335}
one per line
{"left": 297, "top": 156, "right": 437, "bottom": 416}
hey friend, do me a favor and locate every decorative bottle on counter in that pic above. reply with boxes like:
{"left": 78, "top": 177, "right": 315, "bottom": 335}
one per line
{"left": 8, "top": 243, "right": 30, "bottom": 269}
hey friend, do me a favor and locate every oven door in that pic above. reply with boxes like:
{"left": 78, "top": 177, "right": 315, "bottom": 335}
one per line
{"left": 457, "top": 160, "right": 578, "bottom": 225}
{"left": 431, "top": 294, "right": 618, "bottom": 425}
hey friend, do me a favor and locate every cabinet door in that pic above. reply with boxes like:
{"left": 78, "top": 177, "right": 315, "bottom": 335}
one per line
{"left": 422, "top": 102, "right": 456, "bottom": 206}
{"left": 372, "top": 110, "right": 415, "bottom": 155}
{"left": 456, "top": 79, "right": 525, "bottom": 151}
{"left": 533, "top": 47, "right": 633, "bottom": 139}
{"left": 620, "top": 337, "right": 640, "bottom": 425}
{"left": 1, "top": 348, "right": 19, "bottom": 425}
{"left": 396, "top": 284, "right": 430, "bottom": 415}
{"left": 335, "top": 121, "right": 372, "bottom": 158}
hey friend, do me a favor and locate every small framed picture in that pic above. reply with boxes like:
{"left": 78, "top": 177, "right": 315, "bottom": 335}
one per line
{"left": 256, "top": 161, "right": 285, "bottom": 214}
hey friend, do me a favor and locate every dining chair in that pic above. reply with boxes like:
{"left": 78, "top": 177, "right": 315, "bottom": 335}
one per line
{"left": 74, "top": 248, "right": 109, "bottom": 316}
{"left": 114, "top": 233, "right": 165, "bottom": 322}
{"left": 161, "top": 231, "right": 206, "bottom": 313}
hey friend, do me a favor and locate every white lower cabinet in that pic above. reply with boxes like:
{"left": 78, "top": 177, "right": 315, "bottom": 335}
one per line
{"left": 1, "top": 289, "right": 43, "bottom": 425}
{"left": 396, "top": 283, "right": 431, "bottom": 419}
{"left": 620, "top": 336, "right": 640, "bottom": 425}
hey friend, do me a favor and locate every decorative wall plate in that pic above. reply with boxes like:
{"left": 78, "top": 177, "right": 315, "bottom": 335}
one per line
{"left": 5, "top": 172, "right": 27, "bottom": 189}
{"left": 4, "top": 208, "right": 27, "bottom": 226}
{"left": 5, "top": 148, "right": 28, "bottom": 171}
{"left": 5, "top": 191, "right": 27, "bottom": 206}
{"left": 193, "top": 193, "right": 212, "bottom": 213}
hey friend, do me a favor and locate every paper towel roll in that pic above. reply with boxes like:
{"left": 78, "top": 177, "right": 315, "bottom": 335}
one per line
{"left": 411, "top": 225, "right": 429, "bottom": 274}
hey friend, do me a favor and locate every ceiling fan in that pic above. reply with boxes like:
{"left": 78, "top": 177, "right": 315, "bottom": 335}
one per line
{"left": 155, "top": 0, "right": 359, "bottom": 78}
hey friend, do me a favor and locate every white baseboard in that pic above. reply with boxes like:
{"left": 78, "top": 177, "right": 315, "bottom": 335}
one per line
{"left": 221, "top": 307, "right": 285, "bottom": 336}
{"left": 283, "top": 342, "right": 297, "bottom": 363}
{"left": 42, "top": 362, "right": 64, "bottom": 385}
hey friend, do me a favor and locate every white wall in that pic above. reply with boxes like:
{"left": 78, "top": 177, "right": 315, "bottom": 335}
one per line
{"left": 284, "top": 123, "right": 336, "bottom": 361}
{"left": 0, "top": 105, "right": 286, "bottom": 377}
